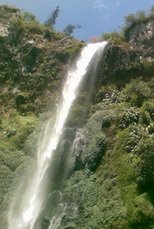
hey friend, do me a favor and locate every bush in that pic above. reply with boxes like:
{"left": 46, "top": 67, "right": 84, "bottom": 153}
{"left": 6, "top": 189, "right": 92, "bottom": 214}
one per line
{"left": 24, "top": 20, "right": 45, "bottom": 34}
{"left": 125, "top": 14, "right": 136, "bottom": 27}
{"left": 136, "top": 136, "right": 154, "bottom": 187}
{"left": 124, "top": 79, "right": 151, "bottom": 107}
{"left": 8, "top": 17, "right": 25, "bottom": 44}
{"left": 142, "top": 100, "right": 154, "bottom": 121}
{"left": 23, "top": 11, "right": 36, "bottom": 22}
{"left": 142, "top": 59, "right": 154, "bottom": 77}
{"left": 101, "top": 32, "right": 125, "bottom": 44}
{"left": 140, "top": 110, "right": 151, "bottom": 125}
{"left": 81, "top": 111, "right": 108, "bottom": 171}
{"left": 1, "top": 112, "right": 38, "bottom": 149}
{"left": 0, "top": 147, "right": 25, "bottom": 171}
{"left": 130, "top": 193, "right": 154, "bottom": 228}
{"left": 8, "top": 12, "right": 45, "bottom": 45}
{"left": 81, "top": 132, "right": 106, "bottom": 171}
{"left": 119, "top": 108, "right": 140, "bottom": 129}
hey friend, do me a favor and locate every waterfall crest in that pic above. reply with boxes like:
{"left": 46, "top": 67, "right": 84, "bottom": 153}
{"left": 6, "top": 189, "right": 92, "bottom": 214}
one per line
{"left": 8, "top": 41, "right": 107, "bottom": 229}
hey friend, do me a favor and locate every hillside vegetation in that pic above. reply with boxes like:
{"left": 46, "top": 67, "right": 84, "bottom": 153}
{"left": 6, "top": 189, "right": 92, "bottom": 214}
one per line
{"left": 0, "top": 5, "right": 154, "bottom": 229}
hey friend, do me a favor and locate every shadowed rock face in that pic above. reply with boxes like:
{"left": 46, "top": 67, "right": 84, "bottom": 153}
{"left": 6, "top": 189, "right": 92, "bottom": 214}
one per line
{"left": 95, "top": 19, "right": 154, "bottom": 87}
{"left": 98, "top": 44, "right": 141, "bottom": 85}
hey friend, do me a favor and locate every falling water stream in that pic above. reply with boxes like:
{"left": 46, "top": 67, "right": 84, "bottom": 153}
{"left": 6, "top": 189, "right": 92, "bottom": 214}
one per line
{"left": 8, "top": 41, "right": 107, "bottom": 229}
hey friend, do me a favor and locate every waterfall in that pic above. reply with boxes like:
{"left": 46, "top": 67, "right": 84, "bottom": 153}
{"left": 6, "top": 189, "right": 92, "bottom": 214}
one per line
{"left": 8, "top": 41, "right": 107, "bottom": 229}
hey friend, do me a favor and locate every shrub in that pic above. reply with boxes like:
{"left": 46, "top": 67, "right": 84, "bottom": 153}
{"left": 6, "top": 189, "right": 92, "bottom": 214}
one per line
{"left": 8, "top": 16, "right": 25, "bottom": 44}
{"left": 124, "top": 79, "right": 151, "bottom": 107}
{"left": 101, "top": 32, "right": 125, "bottom": 44}
{"left": 23, "top": 11, "right": 36, "bottom": 22}
{"left": 82, "top": 111, "right": 108, "bottom": 171}
{"left": 136, "top": 136, "right": 154, "bottom": 187}
{"left": 141, "top": 59, "right": 154, "bottom": 77}
{"left": 140, "top": 110, "right": 151, "bottom": 125}
{"left": 130, "top": 193, "right": 154, "bottom": 228}
{"left": 24, "top": 20, "right": 45, "bottom": 34}
{"left": 119, "top": 108, "right": 140, "bottom": 129}
{"left": 81, "top": 132, "right": 106, "bottom": 171}
{"left": 102, "top": 32, "right": 124, "bottom": 44}
{"left": 1, "top": 112, "right": 38, "bottom": 149}
{"left": 0, "top": 147, "right": 25, "bottom": 171}
{"left": 125, "top": 14, "right": 136, "bottom": 27}
{"left": 142, "top": 100, "right": 154, "bottom": 121}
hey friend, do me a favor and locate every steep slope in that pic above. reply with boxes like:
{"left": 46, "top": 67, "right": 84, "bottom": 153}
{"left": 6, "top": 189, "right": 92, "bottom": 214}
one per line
{"left": 58, "top": 11, "right": 154, "bottom": 229}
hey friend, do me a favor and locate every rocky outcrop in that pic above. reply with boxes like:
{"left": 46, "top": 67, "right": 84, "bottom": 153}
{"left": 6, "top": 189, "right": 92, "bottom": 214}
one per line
{"left": 126, "top": 19, "right": 154, "bottom": 48}
{"left": 0, "top": 5, "right": 84, "bottom": 114}
{"left": 98, "top": 43, "right": 142, "bottom": 85}
{"left": 0, "top": 23, "right": 8, "bottom": 37}
{"left": 96, "top": 20, "right": 154, "bottom": 87}
{"left": 124, "top": 18, "right": 154, "bottom": 62}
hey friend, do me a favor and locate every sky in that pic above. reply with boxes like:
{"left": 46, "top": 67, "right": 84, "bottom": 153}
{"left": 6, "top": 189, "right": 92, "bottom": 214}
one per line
{"left": 0, "top": 0, "right": 154, "bottom": 41}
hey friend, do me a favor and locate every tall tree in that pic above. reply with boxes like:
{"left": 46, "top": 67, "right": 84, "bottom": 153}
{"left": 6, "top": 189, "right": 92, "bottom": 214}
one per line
{"left": 44, "top": 6, "right": 60, "bottom": 27}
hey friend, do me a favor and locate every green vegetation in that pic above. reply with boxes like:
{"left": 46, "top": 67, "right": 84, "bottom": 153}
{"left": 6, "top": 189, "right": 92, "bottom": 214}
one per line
{"left": 0, "top": 4, "right": 154, "bottom": 229}
{"left": 61, "top": 76, "right": 154, "bottom": 228}
{"left": 44, "top": 5, "right": 82, "bottom": 36}
{"left": 101, "top": 32, "right": 125, "bottom": 44}
{"left": 63, "top": 24, "right": 81, "bottom": 36}
{"left": 123, "top": 7, "right": 154, "bottom": 38}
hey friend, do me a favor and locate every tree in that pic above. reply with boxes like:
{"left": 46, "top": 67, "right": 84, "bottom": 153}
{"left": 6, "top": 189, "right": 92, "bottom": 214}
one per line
{"left": 44, "top": 6, "right": 60, "bottom": 27}
{"left": 63, "top": 24, "right": 81, "bottom": 36}
{"left": 125, "top": 14, "right": 136, "bottom": 27}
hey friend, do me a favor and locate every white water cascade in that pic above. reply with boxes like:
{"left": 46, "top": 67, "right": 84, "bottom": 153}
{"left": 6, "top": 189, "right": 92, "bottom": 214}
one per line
{"left": 8, "top": 41, "right": 107, "bottom": 229}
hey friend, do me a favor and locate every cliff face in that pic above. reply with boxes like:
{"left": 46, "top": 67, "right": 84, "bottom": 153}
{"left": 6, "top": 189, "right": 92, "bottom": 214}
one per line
{"left": 126, "top": 19, "right": 154, "bottom": 49}
{"left": 0, "top": 5, "right": 154, "bottom": 229}
{"left": 0, "top": 5, "right": 83, "bottom": 115}
{"left": 59, "top": 14, "right": 154, "bottom": 229}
